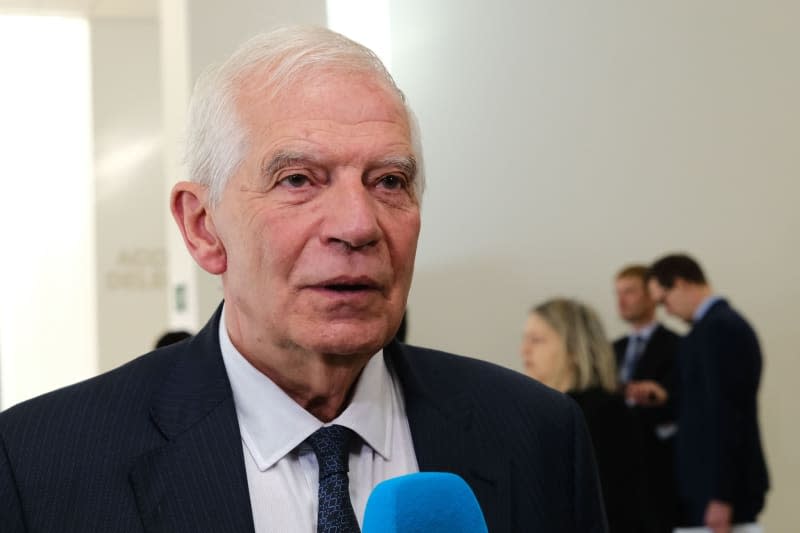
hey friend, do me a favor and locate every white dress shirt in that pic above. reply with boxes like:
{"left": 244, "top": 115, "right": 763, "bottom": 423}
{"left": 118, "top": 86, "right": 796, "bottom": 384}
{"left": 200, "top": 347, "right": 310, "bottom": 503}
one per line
{"left": 218, "top": 308, "right": 419, "bottom": 532}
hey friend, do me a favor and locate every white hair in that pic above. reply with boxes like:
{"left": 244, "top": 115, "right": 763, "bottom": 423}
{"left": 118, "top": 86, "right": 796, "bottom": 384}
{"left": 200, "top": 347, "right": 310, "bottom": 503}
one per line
{"left": 185, "top": 26, "right": 425, "bottom": 205}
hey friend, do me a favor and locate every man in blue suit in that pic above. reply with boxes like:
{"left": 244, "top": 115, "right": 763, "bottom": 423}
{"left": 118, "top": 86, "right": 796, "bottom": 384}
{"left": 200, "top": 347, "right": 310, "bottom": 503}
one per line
{"left": 0, "top": 27, "right": 606, "bottom": 532}
{"left": 647, "top": 254, "right": 769, "bottom": 533}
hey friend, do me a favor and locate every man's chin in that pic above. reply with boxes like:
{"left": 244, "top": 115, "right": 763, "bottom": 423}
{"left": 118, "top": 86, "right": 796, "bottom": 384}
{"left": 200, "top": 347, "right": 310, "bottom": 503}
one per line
{"left": 282, "top": 309, "right": 403, "bottom": 355}
{"left": 301, "top": 325, "right": 391, "bottom": 359}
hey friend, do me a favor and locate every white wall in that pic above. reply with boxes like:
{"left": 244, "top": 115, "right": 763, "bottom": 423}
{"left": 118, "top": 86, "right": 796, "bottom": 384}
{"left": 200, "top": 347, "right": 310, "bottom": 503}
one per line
{"left": 0, "top": 15, "right": 97, "bottom": 407}
{"left": 92, "top": 18, "right": 168, "bottom": 369}
{"left": 389, "top": 1, "right": 799, "bottom": 528}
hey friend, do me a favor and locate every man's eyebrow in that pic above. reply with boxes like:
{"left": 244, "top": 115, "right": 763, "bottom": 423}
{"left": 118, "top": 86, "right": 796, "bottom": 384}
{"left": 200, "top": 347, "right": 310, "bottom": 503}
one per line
{"left": 375, "top": 155, "right": 417, "bottom": 180}
{"left": 261, "top": 150, "right": 316, "bottom": 177}
{"left": 261, "top": 151, "right": 418, "bottom": 180}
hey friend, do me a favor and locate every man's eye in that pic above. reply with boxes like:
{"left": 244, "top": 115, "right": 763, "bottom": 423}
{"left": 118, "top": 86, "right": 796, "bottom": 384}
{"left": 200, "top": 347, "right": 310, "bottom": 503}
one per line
{"left": 280, "top": 174, "right": 310, "bottom": 188}
{"left": 378, "top": 174, "right": 406, "bottom": 190}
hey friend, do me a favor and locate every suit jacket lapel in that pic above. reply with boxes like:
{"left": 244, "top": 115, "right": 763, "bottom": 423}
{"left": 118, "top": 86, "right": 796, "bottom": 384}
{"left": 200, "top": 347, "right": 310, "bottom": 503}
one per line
{"left": 385, "top": 342, "right": 511, "bottom": 531}
{"left": 633, "top": 328, "right": 656, "bottom": 379}
{"left": 130, "top": 307, "right": 255, "bottom": 533}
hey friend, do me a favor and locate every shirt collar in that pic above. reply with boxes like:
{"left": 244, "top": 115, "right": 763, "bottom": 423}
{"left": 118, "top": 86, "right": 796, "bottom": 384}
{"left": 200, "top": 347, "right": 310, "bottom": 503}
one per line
{"left": 631, "top": 321, "right": 659, "bottom": 341}
{"left": 693, "top": 295, "right": 722, "bottom": 323}
{"left": 218, "top": 305, "right": 394, "bottom": 471}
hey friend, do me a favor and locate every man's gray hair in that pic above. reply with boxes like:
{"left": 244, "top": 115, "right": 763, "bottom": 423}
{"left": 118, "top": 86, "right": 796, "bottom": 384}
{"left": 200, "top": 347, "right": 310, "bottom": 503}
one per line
{"left": 185, "top": 25, "right": 425, "bottom": 205}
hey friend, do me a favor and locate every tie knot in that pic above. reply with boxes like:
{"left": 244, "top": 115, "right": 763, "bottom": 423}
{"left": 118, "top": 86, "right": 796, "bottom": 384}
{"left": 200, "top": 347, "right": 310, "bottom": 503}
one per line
{"left": 307, "top": 425, "right": 354, "bottom": 479}
{"left": 632, "top": 334, "right": 646, "bottom": 349}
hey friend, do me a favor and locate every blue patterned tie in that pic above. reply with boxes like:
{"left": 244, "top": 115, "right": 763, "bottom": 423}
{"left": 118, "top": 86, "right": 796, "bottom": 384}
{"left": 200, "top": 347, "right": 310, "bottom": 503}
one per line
{"left": 307, "top": 425, "right": 360, "bottom": 533}
{"left": 620, "top": 334, "right": 646, "bottom": 383}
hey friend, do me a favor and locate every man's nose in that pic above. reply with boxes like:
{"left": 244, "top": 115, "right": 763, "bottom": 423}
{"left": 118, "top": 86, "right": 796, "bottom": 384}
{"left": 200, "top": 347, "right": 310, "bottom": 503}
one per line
{"left": 321, "top": 177, "right": 382, "bottom": 250}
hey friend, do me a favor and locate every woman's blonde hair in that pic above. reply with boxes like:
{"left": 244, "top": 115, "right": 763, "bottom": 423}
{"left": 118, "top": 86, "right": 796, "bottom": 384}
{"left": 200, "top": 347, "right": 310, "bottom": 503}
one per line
{"left": 532, "top": 298, "right": 618, "bottom": 392}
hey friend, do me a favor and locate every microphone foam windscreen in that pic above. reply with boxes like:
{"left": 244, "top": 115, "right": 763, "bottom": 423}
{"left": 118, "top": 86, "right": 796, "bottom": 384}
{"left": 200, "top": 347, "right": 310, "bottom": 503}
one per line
{"left": 362, "top": 472, "right": 488, "bottom": 533}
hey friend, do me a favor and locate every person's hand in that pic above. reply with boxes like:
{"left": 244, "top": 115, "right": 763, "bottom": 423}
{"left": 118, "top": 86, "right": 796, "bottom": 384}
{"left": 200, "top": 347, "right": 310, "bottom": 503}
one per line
{"left": 624, "top": 380, "right": 668, "bottom": 406}
{"left": 704, "top": 499, "right": 732, "bottom": 533}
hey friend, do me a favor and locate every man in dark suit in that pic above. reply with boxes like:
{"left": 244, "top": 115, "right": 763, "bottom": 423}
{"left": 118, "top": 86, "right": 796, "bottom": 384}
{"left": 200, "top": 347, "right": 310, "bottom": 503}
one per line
{"left": 0, "top": 27, "right": 606, "bottom": 532}
{"left": 612, "top": 264, "right": 680, "bottom": 533}
{"left": 648, "top": 254, "right": 769, "bottom": 533}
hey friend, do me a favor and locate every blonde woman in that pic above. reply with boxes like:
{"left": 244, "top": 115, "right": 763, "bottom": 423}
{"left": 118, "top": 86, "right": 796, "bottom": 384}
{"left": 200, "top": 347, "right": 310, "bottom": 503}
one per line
{"left": 521, "top": 298, "right": 648, "bottom": 533}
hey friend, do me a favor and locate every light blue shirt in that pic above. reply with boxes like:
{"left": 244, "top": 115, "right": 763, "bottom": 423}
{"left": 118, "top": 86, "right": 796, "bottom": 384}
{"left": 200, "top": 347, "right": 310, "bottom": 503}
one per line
{"left": 632, "top": 321, "right": 659, "bottom": 343}
{"left": 693, "top": 295, "right": 723, "bottom": 323}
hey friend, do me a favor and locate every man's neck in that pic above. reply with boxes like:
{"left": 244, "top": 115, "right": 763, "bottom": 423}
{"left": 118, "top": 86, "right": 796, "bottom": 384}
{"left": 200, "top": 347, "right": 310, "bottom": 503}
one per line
{"left": 223, "top": 307, "right": 373, "bottom": 422}
{"left": 629, "top": 315, "right": 656, "bottom": 332}
{"left": 687, "top": 285, "right": 714, "bottom": 318}
{"left": 260, "top": 354, "right": 369, "bottom": 422}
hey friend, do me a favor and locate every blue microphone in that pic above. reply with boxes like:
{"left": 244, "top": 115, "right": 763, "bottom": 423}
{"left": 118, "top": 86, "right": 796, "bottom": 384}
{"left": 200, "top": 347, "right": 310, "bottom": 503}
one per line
{"left": 362, "top": 472, "right": 488, "bottom": 533}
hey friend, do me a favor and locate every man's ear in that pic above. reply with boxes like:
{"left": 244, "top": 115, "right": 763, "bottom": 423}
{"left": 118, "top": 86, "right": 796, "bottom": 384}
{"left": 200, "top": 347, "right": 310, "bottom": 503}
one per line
{"left": 647, "top": 278, "right": 665, "bottom": 302}
{"left": 170, "top": 181, "right": 227, "bottom": 275}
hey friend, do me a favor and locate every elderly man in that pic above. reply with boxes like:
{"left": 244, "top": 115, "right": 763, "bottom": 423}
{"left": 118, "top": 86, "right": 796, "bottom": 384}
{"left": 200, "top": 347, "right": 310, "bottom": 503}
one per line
{"left": 648, "top": 254, "right": 769, "bottom": 533}
{"left": 0, "top": 27, "right": 605, "bottom": 532}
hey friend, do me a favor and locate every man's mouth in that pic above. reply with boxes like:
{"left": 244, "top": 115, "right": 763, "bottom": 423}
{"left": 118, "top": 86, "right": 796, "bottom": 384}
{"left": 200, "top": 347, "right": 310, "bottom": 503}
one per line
{"left": 326, "top": 283, "right": 373, "bottom": 292}
{"left": 314, "top": 276, "right": 381, "bottom": 293}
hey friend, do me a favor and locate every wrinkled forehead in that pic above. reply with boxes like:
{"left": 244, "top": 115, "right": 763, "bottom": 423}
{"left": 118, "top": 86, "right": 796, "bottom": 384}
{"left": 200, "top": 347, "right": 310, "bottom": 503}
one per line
{"left": 225, "top": 62, "right": 423, "bottom": 198}
{"left": 231, "top": 70, "right": 410, "bottom": 161}
{"left": 236, "top": 63, "right": 407, "bottom": 118}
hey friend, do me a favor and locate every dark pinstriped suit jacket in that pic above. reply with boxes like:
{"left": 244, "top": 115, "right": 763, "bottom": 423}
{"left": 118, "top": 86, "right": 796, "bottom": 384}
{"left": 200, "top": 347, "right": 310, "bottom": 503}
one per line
{"left": 0, "top": 307, "right": 606, "bottom": 532}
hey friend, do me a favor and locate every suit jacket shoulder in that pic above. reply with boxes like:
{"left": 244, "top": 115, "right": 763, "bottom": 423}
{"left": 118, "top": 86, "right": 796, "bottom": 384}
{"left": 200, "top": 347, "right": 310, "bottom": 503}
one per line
{"left": 387, "top": 343, "right": 608, "bottom": 533}
{"left": 685, "top": 300, "right": 763, "bottom": 386}
{"left": 0, "top": 309, "right": 253, "bottom": 533}
{"left": 694, "top": 300, "right": 757, "bottom": 343}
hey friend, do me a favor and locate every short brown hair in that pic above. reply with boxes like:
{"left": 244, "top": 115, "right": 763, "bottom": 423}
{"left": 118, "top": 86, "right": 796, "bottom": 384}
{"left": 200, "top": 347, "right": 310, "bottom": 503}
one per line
{"left": 616, "top": 264, "right": 649, "bottom": 281}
